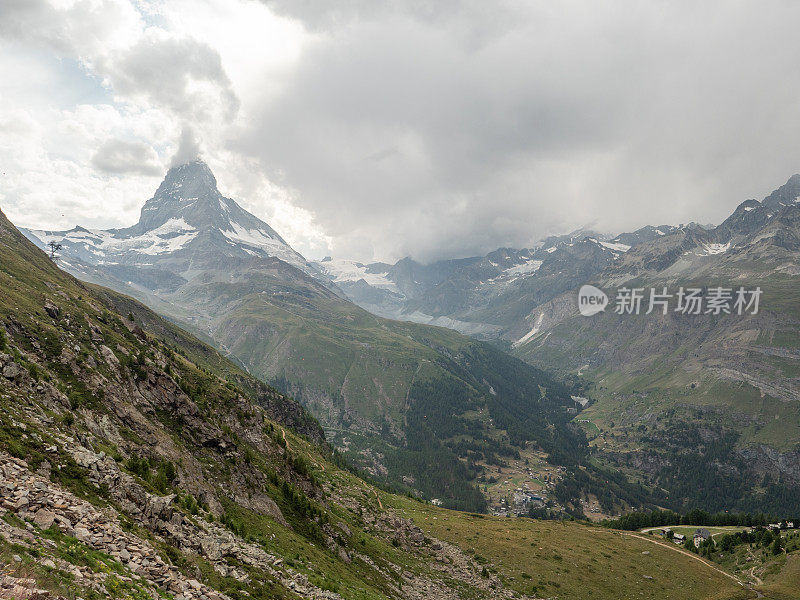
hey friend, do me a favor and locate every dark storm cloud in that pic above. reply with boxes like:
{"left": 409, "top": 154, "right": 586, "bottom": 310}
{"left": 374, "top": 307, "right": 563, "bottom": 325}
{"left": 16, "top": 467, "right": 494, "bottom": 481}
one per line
{"left": 239, "top": 1, "right": 800, "bottom": 262}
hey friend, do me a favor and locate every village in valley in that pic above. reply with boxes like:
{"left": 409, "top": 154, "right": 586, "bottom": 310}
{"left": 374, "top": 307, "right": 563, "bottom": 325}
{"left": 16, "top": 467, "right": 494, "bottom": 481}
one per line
{"left": 480, "top": 395, "right": 607, "bottom": 519}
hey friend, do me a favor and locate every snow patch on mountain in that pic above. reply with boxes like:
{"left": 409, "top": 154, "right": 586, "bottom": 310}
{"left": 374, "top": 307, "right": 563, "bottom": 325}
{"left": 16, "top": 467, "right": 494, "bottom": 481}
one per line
{"left": 29, "top": 218, "right": 200, "bottom": 258}
{"left": 513, "top": 313, "right": 545, "bottom": 348}
{"left": 402, "top": 311, "right": 502, "bottom": 336}
{"left": 700, "top": 242, "right": 731, "bottom": 255}
{"left": 135, "top": 218, "right": 198, "bottom": 255}
{"left": 219, "top": 221, "right": 308, "bottom": 269}
{"left": 29, "top": 228, "right": 94, "bottom": 246}
{"left": 598, "top": 240, "right": 631, "bottom": 253}
{"left": 315, "top": 259, "right": 398, "bottom": 291}
{"left": 504, "top": 259, "right": 544, "bottom": 277}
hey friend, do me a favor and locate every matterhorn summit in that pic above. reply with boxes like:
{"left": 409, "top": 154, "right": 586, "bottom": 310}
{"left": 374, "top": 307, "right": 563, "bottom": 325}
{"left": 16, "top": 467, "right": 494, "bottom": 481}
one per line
{"left": 24, "top": 160, "right": 312, "bottom": 275}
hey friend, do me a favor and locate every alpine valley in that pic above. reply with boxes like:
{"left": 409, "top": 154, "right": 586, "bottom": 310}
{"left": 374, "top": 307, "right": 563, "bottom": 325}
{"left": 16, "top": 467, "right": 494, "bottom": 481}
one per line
{"left": 2, "top": 205, "right": 751, "bottom": 600}
{"left": 18, "top": 161, "right": 800, "bottom": 523}
{"left": 319, "top": 175, "right": 800, "bottom": 516}
{"left": 3, "top": 160, "right": 800, "bottom": 599}
{"left": 20, "top": 161, "right": 636, "bottom": 516}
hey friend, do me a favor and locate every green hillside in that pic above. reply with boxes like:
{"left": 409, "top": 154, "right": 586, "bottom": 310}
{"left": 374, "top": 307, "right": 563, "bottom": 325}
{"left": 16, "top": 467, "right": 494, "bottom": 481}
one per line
{"left": 0, "top": 206, "right": 767, "bottom": 600}
{"left": 83, "top": 238, "right": 642, "bottom": 514}
{"left": 16, "top": 159, "right": 657, "bottom": 513}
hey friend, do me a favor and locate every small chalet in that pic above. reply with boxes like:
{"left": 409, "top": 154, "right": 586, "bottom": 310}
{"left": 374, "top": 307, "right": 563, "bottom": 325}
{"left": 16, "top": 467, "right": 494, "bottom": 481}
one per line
{"left": 693, "top": 528, "right": 711, "bottom": 548}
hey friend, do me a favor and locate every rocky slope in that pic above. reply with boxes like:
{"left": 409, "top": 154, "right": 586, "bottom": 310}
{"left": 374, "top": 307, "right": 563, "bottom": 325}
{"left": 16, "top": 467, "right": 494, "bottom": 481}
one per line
{"left": 0, "top": 205, "right": 543, "bottom": 599}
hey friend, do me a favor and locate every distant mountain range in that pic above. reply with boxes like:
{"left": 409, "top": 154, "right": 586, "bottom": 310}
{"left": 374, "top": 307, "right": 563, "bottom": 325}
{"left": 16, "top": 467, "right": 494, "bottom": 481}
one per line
{"left": 18, "top": 161, "right": 800, "bottom": 515}
{"left": 313, "top": 224, "right": 687, "bottom": 341}
{"left": 510, "top": 174, "right": 800, "bottom": 514}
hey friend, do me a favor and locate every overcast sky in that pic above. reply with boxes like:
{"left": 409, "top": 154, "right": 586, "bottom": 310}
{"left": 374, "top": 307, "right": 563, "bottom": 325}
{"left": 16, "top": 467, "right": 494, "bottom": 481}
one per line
{"left": 2, "top": 0, "right": 800, "bottom": 263}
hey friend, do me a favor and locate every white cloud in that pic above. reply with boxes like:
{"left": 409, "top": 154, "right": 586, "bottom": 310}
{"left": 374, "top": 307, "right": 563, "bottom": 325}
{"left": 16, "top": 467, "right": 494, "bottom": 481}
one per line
{"left": 240, "top": 1, "right": 800, "bottom": 261}
{"left": 0, "top": 0, "right": 321, "bottom": 248}
{"left": 92, "top": 138, "right": 162, "bottom": 175}
{"left": 2, "top": 0, "right": 800, "bottom": 264}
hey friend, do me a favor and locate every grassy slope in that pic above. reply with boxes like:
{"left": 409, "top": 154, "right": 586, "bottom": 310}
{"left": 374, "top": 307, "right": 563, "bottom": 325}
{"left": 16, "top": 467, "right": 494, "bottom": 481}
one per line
{"left": 387, "top": 495, "right": 749, "bottom": 600}
{"left": 0, "top": 206, "right": 759, "bottom": 600}
{"left": 216, "top": 290, "right": 447, "bottom": 419}
{"left": 87, "top": 283, "right": 325, "bottom": 442}
{"left": 513, "top": 254, "right": 800, "bottom": 442}
{"left": 0, "top": 208, "right": 418, "bottom": 598}
{"left": 759, "top": 554, "right": 800, "bottom": 600}
{"left": 0, "top": 207, "right": 458, "bottom": 598}
{"left": 186, "top": 279, "right": 600, "bottom": 512}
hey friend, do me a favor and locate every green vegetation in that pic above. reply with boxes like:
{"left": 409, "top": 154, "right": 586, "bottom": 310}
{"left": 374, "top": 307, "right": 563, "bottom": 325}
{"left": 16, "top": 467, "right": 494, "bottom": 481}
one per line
{"left": 122, "top": 236, "right": 658, "bottom": 513}
{"left": 514, "top": 265, "right": 800, "bottom": 516}
{"left": 604, "top": 509, "right": 794, "bottom": 531}
{"left": 123, "top": 456, "right": 177, "bottom": 494}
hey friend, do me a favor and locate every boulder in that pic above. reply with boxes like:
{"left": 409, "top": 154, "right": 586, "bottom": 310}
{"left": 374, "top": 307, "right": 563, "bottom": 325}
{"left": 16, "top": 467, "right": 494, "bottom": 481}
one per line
{"left": 44, "top": 303, "right": 60, "bottom": 319}
{"left": 100, "top": 345, "right": 120, "bottom": 367}
{"left": 33, "top": 509, "right": 56, "bottom": 530}
{"left": 200, "top": 536, "right": 222, "bottom": 561}
{"left": 2, "top": 362, "right": 21, "bottom": 380}
{"left": 409, "top": 531, "right": 425, "bottom": 543}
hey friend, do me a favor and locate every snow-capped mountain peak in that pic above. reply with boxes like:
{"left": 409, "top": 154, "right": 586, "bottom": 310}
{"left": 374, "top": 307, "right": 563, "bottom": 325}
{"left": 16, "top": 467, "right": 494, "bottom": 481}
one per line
{"left": 22, "top": 160, "right": 313, "bottom": 274}
{"left": 135, "top": 159, "right": 221, "bottom": 232}
{"left": 128, "top": 159, "right": 289, "bottom": 246}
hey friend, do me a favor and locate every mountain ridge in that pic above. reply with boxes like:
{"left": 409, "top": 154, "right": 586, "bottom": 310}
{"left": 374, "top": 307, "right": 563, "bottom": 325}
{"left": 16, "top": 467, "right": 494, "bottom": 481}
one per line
{"left": 314, "top": 224, "right": 683, "bottom": 339}
{"left": 314, "top": 175, "right": 800, "bottom": 345}
{"left": 6, "top": 203, "right": 652, "bottom": 600}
